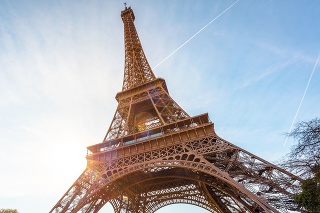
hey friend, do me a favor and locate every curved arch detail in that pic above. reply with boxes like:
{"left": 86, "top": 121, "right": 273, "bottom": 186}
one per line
{"left": 75, "top": 159, "right": 275, "bottom": 212}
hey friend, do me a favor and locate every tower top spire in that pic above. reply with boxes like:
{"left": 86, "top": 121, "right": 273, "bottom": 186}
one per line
{"left": 120, "top": 6, "right": 156, "bottom": 91}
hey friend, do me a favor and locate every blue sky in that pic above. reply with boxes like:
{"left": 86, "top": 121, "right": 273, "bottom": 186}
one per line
{"left": 0, "top": 0, "right": 319, "bottom": 212}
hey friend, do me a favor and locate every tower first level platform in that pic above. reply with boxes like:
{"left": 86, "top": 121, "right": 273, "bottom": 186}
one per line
{"left": 87, "top": 113, "right": 213, "bottom": 161}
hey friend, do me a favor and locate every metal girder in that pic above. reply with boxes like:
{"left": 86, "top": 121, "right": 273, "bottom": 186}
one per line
{"left": 104, "top": 79, "right": 189, "bottom": 141}
{"left": 121, "top": 7, "right": 155, "bottom": 91}
{"left": 50, "top": 130, "right": 301, "bottom": 212}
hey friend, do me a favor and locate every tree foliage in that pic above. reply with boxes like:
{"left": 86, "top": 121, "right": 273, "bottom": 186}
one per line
{"left": 282, "top": 118, "right": 320, "bottom": 177}
{"left": 0, "top": 209, "right": 19, "bottom": 213}
{"left": 295, "top": 172, "right": 320, "bottom": 212}
{"left": 281, "top": 118, "right": 320, "bottom": 212}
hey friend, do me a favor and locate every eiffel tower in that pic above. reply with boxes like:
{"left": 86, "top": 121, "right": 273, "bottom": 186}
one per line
{"left": 50, "top": 6, "right": 302, "bottom": 213}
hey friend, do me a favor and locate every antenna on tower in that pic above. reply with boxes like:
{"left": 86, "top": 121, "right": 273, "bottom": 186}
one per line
{"left": 124, "top": 2, "right": 127, "bottom": 9}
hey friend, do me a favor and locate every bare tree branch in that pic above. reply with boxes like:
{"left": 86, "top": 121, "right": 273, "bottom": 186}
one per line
{"left": 282, "top": 118, "right": 320, "bottom": 178}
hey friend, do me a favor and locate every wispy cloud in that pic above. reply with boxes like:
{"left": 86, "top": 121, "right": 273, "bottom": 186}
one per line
{"left": 239, "top": 58, "right": 294, "bottom": 88}
{"left": 0, "top": 1, "right": 123, "bottom": 202}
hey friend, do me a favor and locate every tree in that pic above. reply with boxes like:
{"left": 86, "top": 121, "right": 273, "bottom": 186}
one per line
{"left": 295, "top": 172, "right": 320, "bottom": 212}
{"left": 0, "top": 209, "right": 19, "bottom": 213}
{"left": 282, "top": 118, "right": 320, "bottom": 178}
{"left": 282, "top": 118, "right": 320, "bottom": 212}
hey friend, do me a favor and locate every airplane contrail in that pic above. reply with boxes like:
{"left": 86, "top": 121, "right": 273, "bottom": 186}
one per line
{"left": 153, "top": 0, "right": 241, "bottom": 70}
{"left": 284, "top": 52, "right": 320, "bottom": 146}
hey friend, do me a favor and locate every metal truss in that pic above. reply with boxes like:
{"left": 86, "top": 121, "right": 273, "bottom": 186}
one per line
{"left": 50, "top": 6, "right": 302, "bottom": 213}
{"left": 121, "top": 7, "right": 155, "bottom": 91}
{"left": 51, "top": 120, "right": 301, "bottom": 212}
{"left": 104, "top": 78, "right": 189, "bottom": 140}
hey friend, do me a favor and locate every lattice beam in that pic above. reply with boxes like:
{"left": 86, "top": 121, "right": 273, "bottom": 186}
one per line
{"left": 51, "top": 129, "right": 301, "bottom": 212}
{"left": 121, "top": 6, "right": 155, "bottom": 91}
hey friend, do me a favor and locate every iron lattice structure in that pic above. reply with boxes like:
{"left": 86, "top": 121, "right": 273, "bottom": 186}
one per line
{"left": 50, "top": 7, "right": 302, "bottom": 213}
